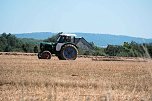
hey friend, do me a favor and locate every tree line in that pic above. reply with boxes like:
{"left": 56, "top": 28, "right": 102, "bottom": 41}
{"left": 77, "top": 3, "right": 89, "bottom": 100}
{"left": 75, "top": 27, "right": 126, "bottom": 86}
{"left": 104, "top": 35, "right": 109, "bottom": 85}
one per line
{"left": 0, "top": 33, "right": 39, "bottom": 53}
{"left": 83, "top": 41, "right": 152, "bottom": 58}
{"left": 0, "top": 33, "right": 152, "bottom": 58}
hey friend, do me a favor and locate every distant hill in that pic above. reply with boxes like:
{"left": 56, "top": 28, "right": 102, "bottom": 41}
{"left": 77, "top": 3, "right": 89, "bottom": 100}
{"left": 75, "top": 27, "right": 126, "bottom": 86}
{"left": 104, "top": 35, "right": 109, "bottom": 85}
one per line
{"left": 14, "top": 32, "right": 152, "bottom": 47}
{"left": 15, "top": 32, "right": 54, "bottom": 39}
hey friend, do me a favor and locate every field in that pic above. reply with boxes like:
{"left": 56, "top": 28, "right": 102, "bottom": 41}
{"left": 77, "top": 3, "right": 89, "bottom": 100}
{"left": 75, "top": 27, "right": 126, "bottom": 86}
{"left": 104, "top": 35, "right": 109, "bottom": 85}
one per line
{"left": 0, "top": 53, "right": 152, "bottom": 101}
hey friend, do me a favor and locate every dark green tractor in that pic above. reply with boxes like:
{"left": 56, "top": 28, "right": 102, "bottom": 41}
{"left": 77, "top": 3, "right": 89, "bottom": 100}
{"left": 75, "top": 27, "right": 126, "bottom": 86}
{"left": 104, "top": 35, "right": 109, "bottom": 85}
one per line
{"left": 38, "top": 33, "right": 78, "bottom": 60}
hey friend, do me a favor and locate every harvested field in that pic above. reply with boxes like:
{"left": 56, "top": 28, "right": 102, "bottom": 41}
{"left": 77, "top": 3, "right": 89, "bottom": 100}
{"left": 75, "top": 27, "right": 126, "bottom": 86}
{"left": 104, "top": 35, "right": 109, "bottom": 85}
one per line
{"left": 0, "top": 53, "right": 152, "bottom": 101}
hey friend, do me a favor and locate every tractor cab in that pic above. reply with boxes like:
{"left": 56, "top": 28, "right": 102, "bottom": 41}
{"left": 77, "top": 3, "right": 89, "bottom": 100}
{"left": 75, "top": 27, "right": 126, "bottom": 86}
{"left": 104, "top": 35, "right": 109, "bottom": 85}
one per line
{"left": 57, "top": 33, "right": 76, "bottom": 43}
{"left": 56, "top": 33, "right": 77, "bottom": 52}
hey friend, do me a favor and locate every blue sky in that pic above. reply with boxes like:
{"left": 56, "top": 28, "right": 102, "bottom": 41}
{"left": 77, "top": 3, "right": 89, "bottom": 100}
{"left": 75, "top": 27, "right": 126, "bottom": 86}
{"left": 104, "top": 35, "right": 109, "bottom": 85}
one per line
{"left": 0, "top": 0, "right": 152, "bottom": 38}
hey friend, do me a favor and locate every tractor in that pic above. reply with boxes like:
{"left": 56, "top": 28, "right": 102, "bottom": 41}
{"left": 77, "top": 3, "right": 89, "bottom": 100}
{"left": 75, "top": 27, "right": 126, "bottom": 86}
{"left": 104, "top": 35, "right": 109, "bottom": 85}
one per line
{"left": 38, "top": 33, "right": 78, "bottom": 60}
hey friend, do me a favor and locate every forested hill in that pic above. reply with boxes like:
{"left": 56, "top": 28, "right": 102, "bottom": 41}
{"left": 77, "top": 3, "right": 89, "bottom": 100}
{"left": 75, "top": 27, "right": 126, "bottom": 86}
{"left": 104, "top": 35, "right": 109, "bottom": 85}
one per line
{"left": 15, "top": 32, "right": 152, "bottom": 47}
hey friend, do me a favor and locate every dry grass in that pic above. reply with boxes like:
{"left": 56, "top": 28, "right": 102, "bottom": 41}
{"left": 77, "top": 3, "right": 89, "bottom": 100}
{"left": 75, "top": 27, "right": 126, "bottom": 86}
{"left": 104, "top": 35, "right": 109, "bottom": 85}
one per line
{"left": 0, "top": 54, "right": 152, "bottom": 101}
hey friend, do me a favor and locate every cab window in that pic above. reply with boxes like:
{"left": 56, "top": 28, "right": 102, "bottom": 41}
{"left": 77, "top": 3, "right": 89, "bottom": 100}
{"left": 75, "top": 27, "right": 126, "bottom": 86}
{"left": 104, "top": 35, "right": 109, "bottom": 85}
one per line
{"left": 58, "top": 36, "right": 73, "bottom": 43}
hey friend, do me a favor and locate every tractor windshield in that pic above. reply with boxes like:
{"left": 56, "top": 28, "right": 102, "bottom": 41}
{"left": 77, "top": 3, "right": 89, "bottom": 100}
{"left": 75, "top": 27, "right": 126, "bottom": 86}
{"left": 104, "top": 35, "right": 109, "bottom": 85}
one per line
{"left": 57, "top": 36, "right": 74, "bottom": 43}
{"left": 57, "top": 36, "right": 66, "bottom": 43}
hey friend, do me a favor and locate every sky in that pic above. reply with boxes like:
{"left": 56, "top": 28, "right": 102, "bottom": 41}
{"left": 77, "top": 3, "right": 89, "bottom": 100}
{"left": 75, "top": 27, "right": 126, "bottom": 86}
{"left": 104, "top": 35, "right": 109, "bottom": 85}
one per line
{"left": 0, "top": 0, "right": 152, "bottom": 38}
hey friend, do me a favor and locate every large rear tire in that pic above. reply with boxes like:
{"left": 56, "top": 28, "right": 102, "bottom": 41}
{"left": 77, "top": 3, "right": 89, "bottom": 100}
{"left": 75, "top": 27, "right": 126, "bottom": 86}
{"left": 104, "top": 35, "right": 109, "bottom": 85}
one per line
{"left": 40, "top": 51, "right": 51, "bottom": 59}
{"left": 60, "top": 44, "right": 78, "bottom": 60}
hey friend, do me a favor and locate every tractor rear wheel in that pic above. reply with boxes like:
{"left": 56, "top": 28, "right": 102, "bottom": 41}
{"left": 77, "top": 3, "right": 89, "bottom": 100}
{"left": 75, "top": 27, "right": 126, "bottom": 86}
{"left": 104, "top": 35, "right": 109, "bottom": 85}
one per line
{"left": 60, "top": 44, "right": 78, "bottom": 60}
{"left": 40, "top": 51, "right": 51, "bottom": 59}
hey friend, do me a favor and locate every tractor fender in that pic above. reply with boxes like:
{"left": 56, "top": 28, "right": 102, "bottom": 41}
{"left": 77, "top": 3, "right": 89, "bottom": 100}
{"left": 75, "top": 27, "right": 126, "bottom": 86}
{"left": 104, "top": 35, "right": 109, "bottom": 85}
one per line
{"left": 56, "top": 43, "right": 64, "bottom": 51}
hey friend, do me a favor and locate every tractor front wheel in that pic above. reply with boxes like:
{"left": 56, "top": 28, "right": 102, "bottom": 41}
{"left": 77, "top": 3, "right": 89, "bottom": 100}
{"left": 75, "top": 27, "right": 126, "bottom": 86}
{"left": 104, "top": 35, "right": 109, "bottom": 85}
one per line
{"left": 60, "top": 44, "right": 78, "bottom": 60}
{"left": 39, "top": 51, "right": 51, "bottom": 59}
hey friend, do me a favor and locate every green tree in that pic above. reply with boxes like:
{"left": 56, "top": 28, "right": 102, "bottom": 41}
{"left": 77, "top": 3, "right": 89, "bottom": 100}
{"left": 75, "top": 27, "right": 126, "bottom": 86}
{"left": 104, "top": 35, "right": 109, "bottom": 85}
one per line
{"left": 22, "top": 43, "right": 34, "bottom": 53}
{"left": 105, "top": 45, "right": 119, "bottom": 56}
{"left": 33, "top": 45, "right": 38, "bottom": 53}
{"left": 4, "top": 45, "right": 12, "bottom": 52}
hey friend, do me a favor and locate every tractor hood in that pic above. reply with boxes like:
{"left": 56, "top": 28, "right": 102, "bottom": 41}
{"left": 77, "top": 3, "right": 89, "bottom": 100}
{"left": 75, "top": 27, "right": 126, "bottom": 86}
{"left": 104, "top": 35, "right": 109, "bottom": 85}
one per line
{"left": 40, "top": 42, "right": 56, "bottom": 52}
{"left": 40, "top": 42, "right": 54, "bottom": 45}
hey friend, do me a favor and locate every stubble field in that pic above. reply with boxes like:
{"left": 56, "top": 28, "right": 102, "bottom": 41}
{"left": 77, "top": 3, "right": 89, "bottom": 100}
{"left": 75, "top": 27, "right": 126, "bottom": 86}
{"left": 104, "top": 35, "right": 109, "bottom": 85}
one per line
{"left": 0, "top": 53, "right": 152, "bottom": 101}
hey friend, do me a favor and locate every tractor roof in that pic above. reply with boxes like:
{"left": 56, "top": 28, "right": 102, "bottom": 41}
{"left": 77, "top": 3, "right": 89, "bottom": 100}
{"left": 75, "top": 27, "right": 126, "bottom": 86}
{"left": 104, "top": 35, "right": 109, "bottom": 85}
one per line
{"left": 60, "top": 33, "right": 77, "bottom": 37}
